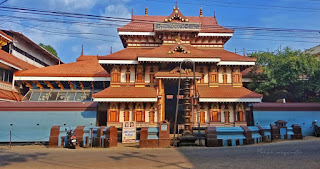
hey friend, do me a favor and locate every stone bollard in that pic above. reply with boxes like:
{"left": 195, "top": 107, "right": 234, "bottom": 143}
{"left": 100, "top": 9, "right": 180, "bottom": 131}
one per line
{"left": 105, "top": 126, "right": 118, "bottom": 148}
{"left": 96, "top": 126, "right": 106, "bottom": 147}
{"left": 241, "top": 126, "right": 254, "bottom": 145}
{"left": 49, "top": 126, "right": 60, "bottom": 148}
{"left": 158, "top": 121, "right": 170, "bottom": 148}
{"left": 291, "top": 124, "right": 303, "bottom": 140}
{"left": 205, "top": 127, "right": 219, "bottom": 147}
{"left": 74, "top": 126, "right": 85, "bottom": 148}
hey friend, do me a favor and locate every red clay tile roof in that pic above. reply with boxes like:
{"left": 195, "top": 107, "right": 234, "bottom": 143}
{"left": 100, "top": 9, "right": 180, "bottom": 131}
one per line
{"left": 0, "top": 30, "right": 13, "bottom": 41}
{"left": 118, "top": 15, "right": 233, "bottom": 33}
{"left": 76, "top": 55, "right": 98, "bottom": 62}
{"left": 198, "top": 85, "right": 262, "bottom": 98}
{"left": 0, "top": 49, "right": 36, "bottom": 70}
{"left": 0, "top": 89, "right": 23, "bottom": 101}
{"left": 138, "top": 44, "right": 221, "bottom": 58}
{"left": 14, "top": 59, "right": 109, "bottom": 77}
{"left": 201, "top": 49, "right": 257, "bottom": 62}
{"left": 98, "top": 48, "right": 153, "bottom": 60}
{"left": 93, "top": 87, "right": 157, "bottom": 98}
{"left": 98, "top": 46, "right": 255, "bottom": 62}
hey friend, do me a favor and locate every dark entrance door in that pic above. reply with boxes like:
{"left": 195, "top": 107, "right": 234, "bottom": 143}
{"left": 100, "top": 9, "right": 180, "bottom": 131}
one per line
{"left": 164, "top": 80, "right": 184, "bottom": 133}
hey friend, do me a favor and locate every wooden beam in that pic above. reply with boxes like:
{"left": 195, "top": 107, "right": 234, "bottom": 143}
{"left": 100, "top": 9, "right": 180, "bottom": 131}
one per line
{"left": 44, "top": 81, "right": 53, "bottom": 90}
{"left": 33, "top": 81, "right": 43, "bottom": 90}
{"left": 56, "top": 81, "right": 64, "bottom": 90}
{"left": 79, "top": 81, "right": 84, "bottom": 90}
{"left": 68, "top": 81, "right": 74, "bottom": 90}
{"left": 24, "top": 81, "right": 33, "bottom": 90}
{"left": 91, "top": 81, "right": 94, "bottom": 91}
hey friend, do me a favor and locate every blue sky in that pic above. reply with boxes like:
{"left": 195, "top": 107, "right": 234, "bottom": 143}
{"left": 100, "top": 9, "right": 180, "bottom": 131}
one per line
{"left": 1, "top": 0, "right": 320, "bottom": 63}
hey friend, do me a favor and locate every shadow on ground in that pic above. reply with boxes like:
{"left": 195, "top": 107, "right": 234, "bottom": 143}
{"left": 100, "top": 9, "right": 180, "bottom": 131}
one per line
{"left": 0, "top": 148, "right": 47, "bottom": 167}
{"left": 175, "top": 139, "right": 320, "bottom": 169}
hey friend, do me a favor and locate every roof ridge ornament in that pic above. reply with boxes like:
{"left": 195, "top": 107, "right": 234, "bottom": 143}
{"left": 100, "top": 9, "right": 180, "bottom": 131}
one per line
{"left": 145, "top": 5, "right": 148, "bottom": 16}
{"left": 168, "top": 39, "right": 190, "bottom": 54}
{"left": 164, "top": 6, "right": 188, "bottom": 22}
{"left": 200, "top": 6, "right": 203, "bottom": 17}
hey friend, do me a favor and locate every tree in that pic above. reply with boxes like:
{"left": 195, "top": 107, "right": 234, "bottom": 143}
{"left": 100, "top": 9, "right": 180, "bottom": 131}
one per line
{"left": 39, "top": 43, "right": 58, "bottom": 58}
{"left": 247, "top": 47, "right": 320, "bottom": 102}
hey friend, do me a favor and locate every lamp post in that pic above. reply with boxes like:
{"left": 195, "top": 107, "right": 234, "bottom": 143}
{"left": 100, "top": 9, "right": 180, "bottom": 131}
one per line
{"left": 172, "top": 59, "right": 199, "bottom": 147}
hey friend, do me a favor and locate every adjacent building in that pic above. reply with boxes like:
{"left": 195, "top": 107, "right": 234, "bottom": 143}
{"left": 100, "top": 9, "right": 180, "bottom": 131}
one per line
{"left": 0, "top": 30, "right": 62, "bottom": 101}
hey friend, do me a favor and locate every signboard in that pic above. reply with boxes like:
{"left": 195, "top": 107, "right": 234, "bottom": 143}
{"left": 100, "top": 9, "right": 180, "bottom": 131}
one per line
{"left": 154, "top": 22, "right": 201, "bottom": 32}
{"left": 122, "top": 121, "right": 136, "bottom": 143}
{"left": 161, "top": 124, "right": 168, "bottom": 131}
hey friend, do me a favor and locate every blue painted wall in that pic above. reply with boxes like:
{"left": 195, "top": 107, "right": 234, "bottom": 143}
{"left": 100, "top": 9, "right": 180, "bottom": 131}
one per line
{"left": 0, "top": 111, "right": 96, "bottom": 142}
{"left": 253, "top": 111, "right": 320, "bottom": 136}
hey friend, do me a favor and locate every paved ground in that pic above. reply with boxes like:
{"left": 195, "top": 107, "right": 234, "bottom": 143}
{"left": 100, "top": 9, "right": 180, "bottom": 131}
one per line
{"left": 1, "top": 137, "right": 320, "bottom": 169}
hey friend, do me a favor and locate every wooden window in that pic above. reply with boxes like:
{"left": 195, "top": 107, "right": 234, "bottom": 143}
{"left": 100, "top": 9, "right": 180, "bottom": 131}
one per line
{"left": 124, "top": 110, "right": 130, "bottom": 121}
{"left": 200, "top": 74, "right": 205, "bottom": 83}
{"left": 235, "top": 74, "right": 240, "bottom": 83}
{"left": 223, "top": 74, "right": 227, "bottom": 83}
{"left": 126, "top": 67, "right": 130, "bottom": 83}
{"left": 136, "top": 111, "right": 144, "bottom": 122}
{"left": 149, "top": 111, "right": 154, "bottom": 123}
{"left": 136, "top": 66, "right": 144, "bottom": 83}
{"left": 237, "top": 111, "right": 244, "bottom": 121}
{"left": 150, "top": 73, "right": 154, "bottom": 83}
{"left": 150, "top": 67, "right": 154, "bottom": 83}
{"left": 109, "top": 111, "right": 118, "bottom": 122}
{"left": 111, "top": 66, "right": 120, "bottom": 83}
{"left": 211, "top": 74, "right": 217, "bottom": 83}
{"left": 211, "top": 111, "right": 219, "bottom": 122}
{"left": 200, "top": 111, "right": 206, "bottom": 123}
{"left": 225, "top": 111, "right": 230, "bottom": 123}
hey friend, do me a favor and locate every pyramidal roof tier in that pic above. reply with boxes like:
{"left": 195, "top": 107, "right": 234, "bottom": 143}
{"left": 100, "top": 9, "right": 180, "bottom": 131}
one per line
{"left": 118, "top": 7, "right": 233, "bottom": 34}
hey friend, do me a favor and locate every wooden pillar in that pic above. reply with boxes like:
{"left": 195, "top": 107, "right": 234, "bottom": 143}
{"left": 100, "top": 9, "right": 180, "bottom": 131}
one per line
{"left": 161, "top": 80, "right": 165, "bottom": 121}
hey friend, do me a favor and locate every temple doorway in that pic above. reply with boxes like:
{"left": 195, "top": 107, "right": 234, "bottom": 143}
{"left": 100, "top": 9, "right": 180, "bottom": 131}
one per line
{"left": 164, "top": 79, "right": 184, "bottom": 133}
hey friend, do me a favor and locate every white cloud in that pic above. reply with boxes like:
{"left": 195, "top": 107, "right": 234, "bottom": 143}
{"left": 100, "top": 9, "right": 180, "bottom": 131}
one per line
{"left": 4, "top": 0, "right": 132, "bottom": 62}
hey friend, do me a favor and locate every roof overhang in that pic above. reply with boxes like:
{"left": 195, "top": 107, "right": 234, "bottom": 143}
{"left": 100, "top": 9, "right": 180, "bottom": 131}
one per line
{"left": 199, "top": 98, "right": 262, "bottom": 103}
{"left": 93, "top": 98, "right": 157, "bottom": 102}
{"left": 198, "top": 33, "right": 233, "bottom": 37}
{"left": 138, "top": 57, "right": 221, "bottom": 63}
{"left": 99, "top": 60, "right": 138, "bottom": 65}
{"left": 0, "top": 98, "right": 16, "bottom": 102}
{"left": 13, "top": 76, "right": 110, "bottom": 82}
{"left": 0, "top": 60, "right": 22, "bottom": 70}
{"left": 155, "top": 76, "right": 201, "bottom": 79}
{"left": 217, "top": 61, "right": 255, "bottom": 66}
{"left": 118, "top": 32, "right": 155, "bottom": 36}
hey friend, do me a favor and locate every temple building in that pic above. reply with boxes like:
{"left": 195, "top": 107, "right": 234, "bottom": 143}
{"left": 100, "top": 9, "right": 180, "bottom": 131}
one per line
{"left": 12, "top": 6, "right": 262, "bottom": 129}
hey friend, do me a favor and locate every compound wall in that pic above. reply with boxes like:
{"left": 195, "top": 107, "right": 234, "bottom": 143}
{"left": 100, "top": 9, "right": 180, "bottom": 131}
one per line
{"left": 253, "top": 103, "right": 320, "bottom": 136}
{"left": 0, "top": 102, "right": 97, "bottom": 142}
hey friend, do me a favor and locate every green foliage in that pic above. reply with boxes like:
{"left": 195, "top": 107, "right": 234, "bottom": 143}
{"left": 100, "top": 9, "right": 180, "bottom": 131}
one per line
{"left": 39, "top": 43, "right": 58, "bottom": 58}
{"left": 248, "top": 47, "right": 320, "bottom": 102}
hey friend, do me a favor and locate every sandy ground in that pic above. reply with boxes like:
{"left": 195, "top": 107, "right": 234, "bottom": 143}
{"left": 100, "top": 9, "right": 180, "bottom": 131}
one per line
{"left": 0, "top": 136, "right": 320, "bottom": 169}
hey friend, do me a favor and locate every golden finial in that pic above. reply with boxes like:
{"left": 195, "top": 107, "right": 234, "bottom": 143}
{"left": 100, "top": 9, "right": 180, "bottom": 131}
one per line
{"left": 145, "top": 5, "right": 148, "bottom": 16}
{"left": 200, "top": 6, "right": 203, "bottom": 17}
